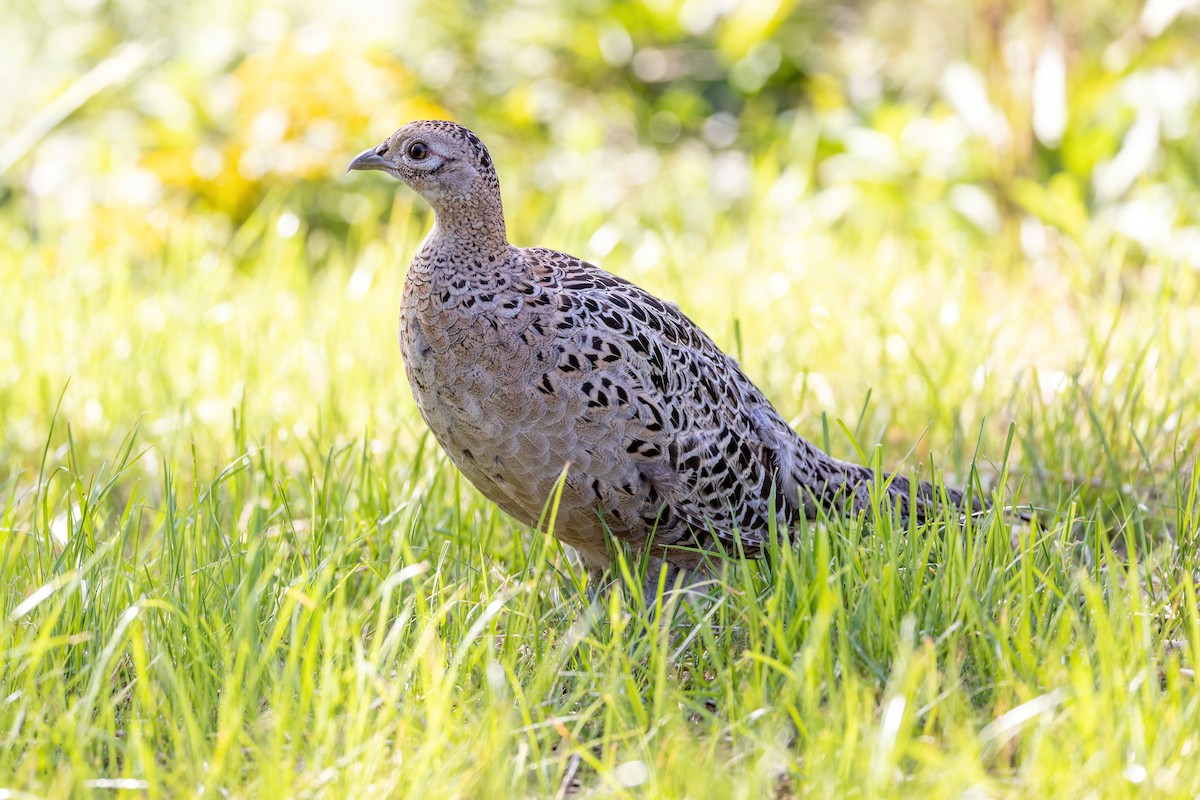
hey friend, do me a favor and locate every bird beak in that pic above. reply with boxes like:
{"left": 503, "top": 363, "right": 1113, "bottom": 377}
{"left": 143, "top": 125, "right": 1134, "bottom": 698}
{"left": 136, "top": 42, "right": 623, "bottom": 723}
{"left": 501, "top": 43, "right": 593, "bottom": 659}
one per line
{"left": 346, "top": 146, "right": 391, "bottom": 174}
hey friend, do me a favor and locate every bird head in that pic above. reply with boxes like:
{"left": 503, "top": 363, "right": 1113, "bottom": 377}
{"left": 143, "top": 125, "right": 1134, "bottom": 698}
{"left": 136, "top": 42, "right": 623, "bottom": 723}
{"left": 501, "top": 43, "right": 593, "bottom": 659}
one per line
{"left": 347, "top": 120, "right": 499, "bottom": 210}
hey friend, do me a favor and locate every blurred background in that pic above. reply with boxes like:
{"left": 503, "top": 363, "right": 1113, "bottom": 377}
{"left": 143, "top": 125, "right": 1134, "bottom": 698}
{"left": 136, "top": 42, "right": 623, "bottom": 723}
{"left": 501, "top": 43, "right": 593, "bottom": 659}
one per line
{"left": 7, "top": 5, "right": 1200, "bottom": 793}
{"left": 8, "top": 0, "right": 1200, "bottom": 251}
{"left": 3, "top": 0, "right": 1200, "bottom": 493}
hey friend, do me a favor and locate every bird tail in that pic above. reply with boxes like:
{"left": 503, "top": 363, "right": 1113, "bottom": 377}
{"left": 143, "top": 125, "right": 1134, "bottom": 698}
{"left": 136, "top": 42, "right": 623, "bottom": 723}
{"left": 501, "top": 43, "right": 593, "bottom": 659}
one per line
{"left": 813, "top": 455, "right": 985, "bottom": 526}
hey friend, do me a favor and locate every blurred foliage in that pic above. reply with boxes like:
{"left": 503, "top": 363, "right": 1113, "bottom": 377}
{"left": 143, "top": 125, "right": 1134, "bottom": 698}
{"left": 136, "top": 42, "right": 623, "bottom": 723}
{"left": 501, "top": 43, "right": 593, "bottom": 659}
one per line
{"left": 3, "top": 8, "right": 1200, "bottom": 793}
{"left": 1, "top": 0, "right": 1199, "bottom": 486}
{"left": 2, "top": 0, "right": 1199, "bottom": 270}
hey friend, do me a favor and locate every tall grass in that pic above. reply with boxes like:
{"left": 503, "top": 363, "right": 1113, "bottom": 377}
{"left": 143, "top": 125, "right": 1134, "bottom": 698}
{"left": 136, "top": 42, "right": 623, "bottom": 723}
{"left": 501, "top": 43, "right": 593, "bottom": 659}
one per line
{"left": 3, "top": 181, "right": 1200, "bottom": 796}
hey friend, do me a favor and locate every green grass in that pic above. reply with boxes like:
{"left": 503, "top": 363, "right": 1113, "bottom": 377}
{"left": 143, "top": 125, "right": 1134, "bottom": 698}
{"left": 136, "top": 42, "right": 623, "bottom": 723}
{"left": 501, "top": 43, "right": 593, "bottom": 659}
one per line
{"left": 3, "top": 185, "right": 1200, "bottom": 797}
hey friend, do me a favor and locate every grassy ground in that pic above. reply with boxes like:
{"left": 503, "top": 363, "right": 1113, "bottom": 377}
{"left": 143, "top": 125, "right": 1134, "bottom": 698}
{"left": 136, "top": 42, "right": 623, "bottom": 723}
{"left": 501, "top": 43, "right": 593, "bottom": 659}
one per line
{"left": 3, "top": 172, "right": 1200, "bottom": 798}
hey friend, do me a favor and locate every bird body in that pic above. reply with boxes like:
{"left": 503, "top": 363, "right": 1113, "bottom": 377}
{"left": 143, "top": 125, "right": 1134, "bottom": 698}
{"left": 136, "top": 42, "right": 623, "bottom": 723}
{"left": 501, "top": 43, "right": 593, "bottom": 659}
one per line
{"left": 350, "top": 121, "right": 974, "bottom": 594}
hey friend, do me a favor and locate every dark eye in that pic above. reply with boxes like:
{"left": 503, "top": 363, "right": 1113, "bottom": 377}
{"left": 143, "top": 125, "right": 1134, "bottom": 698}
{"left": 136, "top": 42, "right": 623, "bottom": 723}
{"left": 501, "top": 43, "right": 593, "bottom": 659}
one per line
{"left": 407, "top": 142, "right": 430, "bottom": 161}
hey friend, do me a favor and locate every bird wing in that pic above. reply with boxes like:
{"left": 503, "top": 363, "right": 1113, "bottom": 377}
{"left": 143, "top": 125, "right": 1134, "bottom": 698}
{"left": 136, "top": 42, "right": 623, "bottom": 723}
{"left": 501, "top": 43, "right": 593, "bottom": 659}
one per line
{"left": 520, "top": 246, "right": 810, "bottom": 552}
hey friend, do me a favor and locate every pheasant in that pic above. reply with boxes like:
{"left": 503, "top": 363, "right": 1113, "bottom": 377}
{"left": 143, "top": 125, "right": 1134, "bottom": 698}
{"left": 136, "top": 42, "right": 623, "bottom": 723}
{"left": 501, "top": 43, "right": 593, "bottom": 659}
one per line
{"left": 348, "top": 121, "right": 980, "bottom": 600}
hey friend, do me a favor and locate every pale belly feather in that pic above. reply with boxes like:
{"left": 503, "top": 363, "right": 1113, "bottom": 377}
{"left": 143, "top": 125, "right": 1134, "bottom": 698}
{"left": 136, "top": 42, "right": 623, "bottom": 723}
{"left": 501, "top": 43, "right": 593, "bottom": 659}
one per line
{"left": 399, "top": 309, "right": 570, "bottom": 529}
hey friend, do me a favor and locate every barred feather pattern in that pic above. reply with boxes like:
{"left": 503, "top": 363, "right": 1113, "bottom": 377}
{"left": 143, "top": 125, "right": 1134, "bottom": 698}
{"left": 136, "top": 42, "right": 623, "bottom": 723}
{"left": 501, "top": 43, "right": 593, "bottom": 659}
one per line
{"left": 352, "top": 120, "right": 979, "bottom": 597}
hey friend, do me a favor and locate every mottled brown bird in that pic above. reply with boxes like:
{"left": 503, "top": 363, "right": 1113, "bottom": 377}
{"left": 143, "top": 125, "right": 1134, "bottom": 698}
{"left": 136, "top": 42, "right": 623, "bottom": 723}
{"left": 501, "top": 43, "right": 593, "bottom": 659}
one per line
{"left": 349, "top": 121, "right": 978, "bottom": 600}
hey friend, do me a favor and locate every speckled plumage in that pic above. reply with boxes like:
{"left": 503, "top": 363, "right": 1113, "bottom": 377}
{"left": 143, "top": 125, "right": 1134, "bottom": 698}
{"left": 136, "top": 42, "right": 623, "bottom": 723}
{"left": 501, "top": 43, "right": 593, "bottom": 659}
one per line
{"left": 349, "top": 121, "right": 978, "bottom": 596}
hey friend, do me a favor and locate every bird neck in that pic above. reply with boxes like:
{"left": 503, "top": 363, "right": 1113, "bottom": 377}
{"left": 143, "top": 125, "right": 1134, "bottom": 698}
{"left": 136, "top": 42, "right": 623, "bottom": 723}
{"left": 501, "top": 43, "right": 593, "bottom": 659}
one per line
{"left": 427, "top": 190, "right": 509, "bottom": 258}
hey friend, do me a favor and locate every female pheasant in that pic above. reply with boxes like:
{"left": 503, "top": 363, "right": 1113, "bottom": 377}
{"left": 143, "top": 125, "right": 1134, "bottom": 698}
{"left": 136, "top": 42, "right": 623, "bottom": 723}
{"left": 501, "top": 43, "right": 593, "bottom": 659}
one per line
{"left": 349, "top": 121, "right": 978, "bottom": 598}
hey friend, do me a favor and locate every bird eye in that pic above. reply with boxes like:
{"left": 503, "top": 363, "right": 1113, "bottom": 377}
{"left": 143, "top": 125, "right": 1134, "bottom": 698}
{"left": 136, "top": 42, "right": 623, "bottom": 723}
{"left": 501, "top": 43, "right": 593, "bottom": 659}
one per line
{"left": 407, "top": 142, "right": 430, "bottom": 161}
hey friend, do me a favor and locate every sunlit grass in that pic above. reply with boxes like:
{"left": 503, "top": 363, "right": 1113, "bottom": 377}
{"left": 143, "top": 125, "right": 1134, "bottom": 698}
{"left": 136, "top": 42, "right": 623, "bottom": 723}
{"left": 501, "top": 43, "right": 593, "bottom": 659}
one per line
{"left": 4, "top": 0, "right": 1200, "bottom": 792}
{"left": 3, "top": 169, "right": 1200, "bottom": 796}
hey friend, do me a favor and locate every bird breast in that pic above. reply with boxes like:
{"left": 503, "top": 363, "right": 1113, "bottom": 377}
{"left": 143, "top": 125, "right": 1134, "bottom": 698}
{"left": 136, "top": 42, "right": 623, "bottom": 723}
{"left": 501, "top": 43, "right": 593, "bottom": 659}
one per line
{"left": 398, "top": 262, "right": 580, "bottom": 523}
